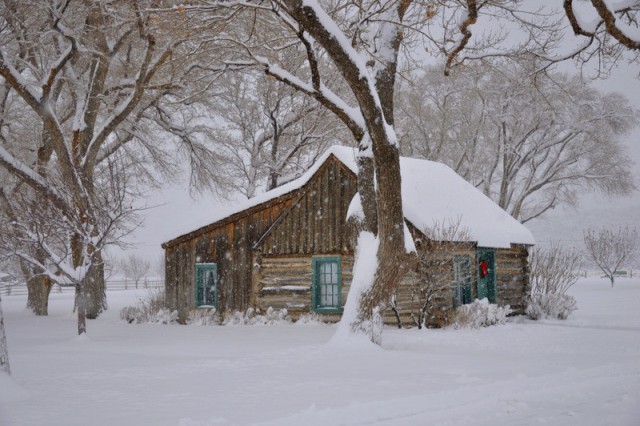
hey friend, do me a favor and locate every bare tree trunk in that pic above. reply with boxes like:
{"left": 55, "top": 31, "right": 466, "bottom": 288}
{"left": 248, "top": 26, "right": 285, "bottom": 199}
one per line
{"left": 356, "top": 151, "right": 378, "bottom": 235}
{"left": 26, "top": 275, "right": 53, "bottom": 316}
{"left": 356, "top": 142, "right": 407, "bottom": 340}
{"left": 4, "top": 198, "right": 55, "bottom": 317}
{"left": 276, "top": 1, "right": 410, "bottom": 343}
{"left": 75, "top": 284, "right": 87, "bottom": 335}
{"left": 85, "top": 252, "right": 106, "bottom": 319}
{"left": 0, "top": 294, "right": 11, "bottom": 375}
{"left": 20, "top": 253, "right": 54, "bottom": 316}
{"left": 269, "top": 171, "right": 279, "bottom": 191}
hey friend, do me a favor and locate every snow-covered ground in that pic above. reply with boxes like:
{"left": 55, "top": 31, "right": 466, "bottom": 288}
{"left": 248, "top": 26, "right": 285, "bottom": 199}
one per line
{"left": 1, "top": 277, "right": 639, "bottom": 426}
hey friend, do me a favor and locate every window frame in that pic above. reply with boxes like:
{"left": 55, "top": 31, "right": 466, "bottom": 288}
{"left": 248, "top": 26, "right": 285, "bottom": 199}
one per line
{"left": 311, "top": 256, "right": 342, "bottom": 313}
{"left": 452, "top": 255, "right": 473, "bottom": 307}
{"left": 195, "top": 263, "right": 218, "bottom": 308}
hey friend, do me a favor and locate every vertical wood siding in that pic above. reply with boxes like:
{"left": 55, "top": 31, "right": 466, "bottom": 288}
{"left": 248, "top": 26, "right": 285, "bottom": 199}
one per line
{"left": 258, "top": 160, "right": 358, "bottom": 255}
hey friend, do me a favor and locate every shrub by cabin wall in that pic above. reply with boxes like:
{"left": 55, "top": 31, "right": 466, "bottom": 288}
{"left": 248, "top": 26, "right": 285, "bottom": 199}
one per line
{"left": 384, "top": 242, "right": 530, "bottom": 328}
{"left": 387, "top": 242, "right": 478, "bottom": 328}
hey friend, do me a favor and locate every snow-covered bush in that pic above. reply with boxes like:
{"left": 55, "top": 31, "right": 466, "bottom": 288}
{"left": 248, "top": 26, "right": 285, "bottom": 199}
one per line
{"left": 294, "top": 312, "right": 326, "bottom": 325}
{"left": 187, "top": 307, "right": 218, "bottom": 326}
{"left": 526, "top": 294, "right": 577, "bottom": 321}
{"left": 528, "top": 246, "right": 580, "bottom": 320}
{"left": 120, "top": 289, "right": 178, "bottom": 325}
{"left": 223, "top": 307, "right": 291, "bottom": 326}
{"left": 450, "top": 299, "right": 512, "bottom": 328}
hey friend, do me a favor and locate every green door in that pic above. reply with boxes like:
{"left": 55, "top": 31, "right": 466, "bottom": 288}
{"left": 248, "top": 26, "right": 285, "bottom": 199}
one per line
{"left": 477, "top": 248, "right": 496, "bottom": 303}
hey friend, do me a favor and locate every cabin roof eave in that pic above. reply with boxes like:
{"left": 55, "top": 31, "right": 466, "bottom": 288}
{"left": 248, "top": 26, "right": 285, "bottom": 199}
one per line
{"left": 162, "top": 154, "right": 357, "bottom": 250}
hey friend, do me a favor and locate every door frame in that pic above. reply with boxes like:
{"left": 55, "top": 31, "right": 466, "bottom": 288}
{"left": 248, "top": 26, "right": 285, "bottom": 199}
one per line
{"left": 476, "top": 248, "right": 496, "bottom": 303}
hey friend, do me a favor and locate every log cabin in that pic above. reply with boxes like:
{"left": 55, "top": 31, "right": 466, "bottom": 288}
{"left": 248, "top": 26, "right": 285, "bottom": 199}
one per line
{"left": 162, "top": 146, "right": 535, "bottom": 327}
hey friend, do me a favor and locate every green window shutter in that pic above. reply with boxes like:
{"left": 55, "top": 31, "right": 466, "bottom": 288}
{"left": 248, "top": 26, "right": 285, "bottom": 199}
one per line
{"left": 312, "top": 257, "right": 341, "bottom": 312}
{"left": 195, "top": 263, "right": 217, "bottom": 308}
{"left": 195, "top": 266, "right": 204, "bottom": 306}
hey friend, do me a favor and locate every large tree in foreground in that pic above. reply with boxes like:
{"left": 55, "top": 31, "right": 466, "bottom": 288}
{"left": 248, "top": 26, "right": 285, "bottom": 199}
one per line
{"left": 180, "top": 0, "right": 638, "bottom": 342}
{"left": 0, "top": 0, "right": 220, "bottom": 332}
{"left": 185, "top": 0, "right": 421, "bottom": 340}
{"left": 0, "top": 0, "right": 163, "bottom": 329}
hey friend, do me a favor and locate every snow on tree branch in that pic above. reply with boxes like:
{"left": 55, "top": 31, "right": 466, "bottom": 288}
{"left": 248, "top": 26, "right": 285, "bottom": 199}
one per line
{"left": 565, "top": 0, "right": 640, "bottom": 49}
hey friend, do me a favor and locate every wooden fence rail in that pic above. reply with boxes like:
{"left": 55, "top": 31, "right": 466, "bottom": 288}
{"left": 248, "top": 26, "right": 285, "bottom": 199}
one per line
{"left": 0, "top": 280, "right": 164, "bottom": 297}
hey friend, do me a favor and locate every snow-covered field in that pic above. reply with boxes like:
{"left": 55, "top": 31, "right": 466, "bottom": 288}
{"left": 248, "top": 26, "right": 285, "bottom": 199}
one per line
{"left": 1, "top": 277, "right": 639, "bottom": 426}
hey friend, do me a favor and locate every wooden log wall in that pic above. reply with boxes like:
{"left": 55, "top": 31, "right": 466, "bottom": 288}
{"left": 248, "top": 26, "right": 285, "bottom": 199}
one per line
{"left": 164, "top": 198, "right": 295, "bottom": 321}
{"left": 384, "top": 242, "right": 478, "bottom": 328}
{"left": 255, "top": 254, "right": 354, "bottom": 320}
{"left": 495, "top": 245, "right": 530, "bottom": 314}
{"left": 168, "top": 236, "right": 529, "bottom": 325}
{"left": 383, "top": 242, "right": 531, "bottom": 328}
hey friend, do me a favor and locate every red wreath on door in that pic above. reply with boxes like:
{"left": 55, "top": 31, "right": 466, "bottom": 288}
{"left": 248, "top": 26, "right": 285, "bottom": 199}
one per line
{"left": 480, "top": 260, "right": 489, "bottom": 278}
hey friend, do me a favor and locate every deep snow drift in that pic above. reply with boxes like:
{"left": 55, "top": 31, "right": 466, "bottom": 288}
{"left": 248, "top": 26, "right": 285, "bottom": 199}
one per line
{"left": 1, "top": 277, "right": 639, "bottom": 426}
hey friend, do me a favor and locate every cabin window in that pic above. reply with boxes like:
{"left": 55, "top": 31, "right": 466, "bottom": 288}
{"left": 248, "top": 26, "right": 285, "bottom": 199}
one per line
{"left": 195, "top": 263, "right": 217, "bottom": 307}
{"left": 312, "top": 257, "right": 341, "bottom": 312}
{"left": 452, "top": 255, "right": 472, "bottom": 307}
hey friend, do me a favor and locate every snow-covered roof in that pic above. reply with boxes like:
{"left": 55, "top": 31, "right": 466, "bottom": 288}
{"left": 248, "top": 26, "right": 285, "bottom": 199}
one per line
{"left": 164, "top": 145, "right": 534, "bottom": 248}
{"left": 399, "top": 155, "right": 534, "bottom": 248}
{"left": 330, "top": 146, "right": 534, "bottom": 248}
